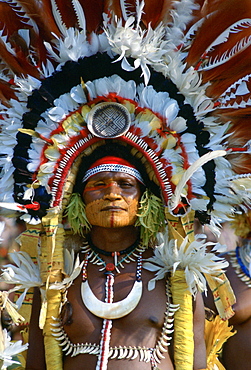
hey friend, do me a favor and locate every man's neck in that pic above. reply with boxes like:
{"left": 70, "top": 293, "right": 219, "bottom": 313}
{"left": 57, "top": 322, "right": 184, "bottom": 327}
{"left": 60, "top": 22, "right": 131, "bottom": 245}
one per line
{"left": 88, "top": 226, "right": 139, "bottom": 252}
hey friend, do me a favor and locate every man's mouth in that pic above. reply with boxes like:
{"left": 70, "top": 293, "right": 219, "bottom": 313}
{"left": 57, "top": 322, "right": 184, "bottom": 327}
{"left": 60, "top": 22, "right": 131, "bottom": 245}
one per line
{"left": 101, "top": 206, "right": 125, "bottom": 211}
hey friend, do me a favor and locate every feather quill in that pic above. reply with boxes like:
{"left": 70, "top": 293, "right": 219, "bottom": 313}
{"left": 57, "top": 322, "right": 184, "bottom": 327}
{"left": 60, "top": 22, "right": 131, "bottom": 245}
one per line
{"left": 207, "top": 19, "right": 251, "bottom": 52}
{"left": 199, "top": 35, "right": 251, "bottom": 71}
{"left": 50, "top": 0, "right": 68, "bottom": 35}
{"left": 169, "top": 150, "right": 227, "bottom": 211}
{"left": 120, "top": 0, "right": 132, "bottom": 20}
{"left": 135, "top": 0, "right": 145, "bottom": 29}
{"left": 71, "top": 0, "right": 86, "bottom": 32}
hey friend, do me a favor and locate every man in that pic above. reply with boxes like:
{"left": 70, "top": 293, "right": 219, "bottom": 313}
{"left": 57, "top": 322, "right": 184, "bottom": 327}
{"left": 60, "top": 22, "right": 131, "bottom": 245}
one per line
{"left": 0, "top": 1, "right": 249, "bottom": 369}
{"left": 220, "top": 249, "right": 251, "bottom": 370}
{"left": 26, "top": 146, "right": 206, "bottom": 369}
{"left": 204, "top": 212, "right": 251, "bottom": 370}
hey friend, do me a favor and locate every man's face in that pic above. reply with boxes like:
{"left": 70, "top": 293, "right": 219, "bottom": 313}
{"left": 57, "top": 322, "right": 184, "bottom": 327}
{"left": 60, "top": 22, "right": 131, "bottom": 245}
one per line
{"left": 82, "top": 171, "right": 142, "bottom": 228}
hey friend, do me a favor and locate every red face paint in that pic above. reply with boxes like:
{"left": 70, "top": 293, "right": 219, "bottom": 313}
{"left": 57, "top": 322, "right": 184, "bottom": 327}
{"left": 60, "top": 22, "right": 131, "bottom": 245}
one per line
{"left": 83, "top": 171, "right": 142, "bottom": 228}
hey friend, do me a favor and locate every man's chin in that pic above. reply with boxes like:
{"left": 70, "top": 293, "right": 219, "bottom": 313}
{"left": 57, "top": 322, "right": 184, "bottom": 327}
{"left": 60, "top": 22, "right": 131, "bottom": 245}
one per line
{"left": 92, "top": 217, "right": 137, "bottom": 228}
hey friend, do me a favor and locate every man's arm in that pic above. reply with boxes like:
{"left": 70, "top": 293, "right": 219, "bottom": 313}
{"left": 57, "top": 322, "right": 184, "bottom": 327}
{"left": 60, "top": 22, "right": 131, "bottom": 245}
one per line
{"left": 193, "top": 292, "right": 207, "bottom": 370}
{"left": 26, "top": 287, "right": 46, "bottom": 370}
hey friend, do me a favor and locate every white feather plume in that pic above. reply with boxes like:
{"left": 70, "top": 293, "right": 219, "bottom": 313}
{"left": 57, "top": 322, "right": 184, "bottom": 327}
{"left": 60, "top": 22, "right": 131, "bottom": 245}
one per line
{"left": 143, "top": 232, "right": 228, "bottom": 296}
{"left": 0, "top": 251, "right": 42, "bottom": 309}
{"left": 0, "top": 329, "right": 28, "bottom": 370}
{"left": 49, "top": 250, "right": 84, "bottom": 291}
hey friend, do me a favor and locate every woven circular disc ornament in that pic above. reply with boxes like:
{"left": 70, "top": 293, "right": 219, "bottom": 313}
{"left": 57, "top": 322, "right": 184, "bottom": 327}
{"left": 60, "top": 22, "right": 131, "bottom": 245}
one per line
{"left": 87, "top": 102, "right": 131, "bottom": 138}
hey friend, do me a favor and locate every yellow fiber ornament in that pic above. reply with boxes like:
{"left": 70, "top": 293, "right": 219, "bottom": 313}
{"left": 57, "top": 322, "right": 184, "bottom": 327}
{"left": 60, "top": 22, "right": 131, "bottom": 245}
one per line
{"left": 39, "top": 210, "right": 65, "bottom": 370}
{"left": 171, "top": 270, "right": 194, "bottom": 370}
{"left": 43, "top": 290, "right": 63, "bottom": 369}
{"left": 205, "top": 315, "right": 236, "bottom": 370}
{"left": 167, "top": 214, "right": 196, "bottom": 369}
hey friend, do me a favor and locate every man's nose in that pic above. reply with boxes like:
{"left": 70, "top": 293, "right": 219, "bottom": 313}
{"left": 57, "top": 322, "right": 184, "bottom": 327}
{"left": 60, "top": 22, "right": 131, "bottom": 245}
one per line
{"left": 103, "top": 182, "right": 122, "bottom": 200}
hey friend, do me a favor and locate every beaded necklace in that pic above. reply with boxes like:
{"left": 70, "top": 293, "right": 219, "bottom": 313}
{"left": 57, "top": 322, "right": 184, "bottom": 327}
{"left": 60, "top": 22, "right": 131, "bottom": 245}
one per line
{"left": 80, "top": 238, "right": 145, "bottom": 370}
{"left": 81, "top": 237, "right": 146, "bottom": 273}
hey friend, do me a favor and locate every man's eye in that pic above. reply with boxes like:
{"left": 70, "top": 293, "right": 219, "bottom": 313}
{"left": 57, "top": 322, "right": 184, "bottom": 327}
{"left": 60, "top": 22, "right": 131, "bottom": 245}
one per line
{"left": 120, "top": 181, "right": 133, "bottom": 187}
{"left": 95, "top": 181, "right": 106, "bottom": 187}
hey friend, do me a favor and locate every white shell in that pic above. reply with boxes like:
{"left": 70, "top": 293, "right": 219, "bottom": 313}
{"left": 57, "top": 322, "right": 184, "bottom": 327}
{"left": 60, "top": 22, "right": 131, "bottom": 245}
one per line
{"left": 81, "top": 280, "right": 142, "bottom": 319}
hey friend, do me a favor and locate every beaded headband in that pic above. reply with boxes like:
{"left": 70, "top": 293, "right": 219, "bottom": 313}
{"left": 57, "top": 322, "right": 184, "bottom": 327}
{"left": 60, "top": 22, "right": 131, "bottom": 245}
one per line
{"left": 82, "top": 156, "right": 145, "bottom": 184}
{"left": 82, "top": 159, "right": 145, "bottom": 185}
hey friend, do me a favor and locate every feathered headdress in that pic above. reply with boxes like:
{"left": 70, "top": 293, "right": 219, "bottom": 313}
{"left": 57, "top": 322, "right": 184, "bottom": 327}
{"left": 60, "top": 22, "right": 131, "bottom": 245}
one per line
{"left": 0, "top": 0, "right": 250, "bottom": 369}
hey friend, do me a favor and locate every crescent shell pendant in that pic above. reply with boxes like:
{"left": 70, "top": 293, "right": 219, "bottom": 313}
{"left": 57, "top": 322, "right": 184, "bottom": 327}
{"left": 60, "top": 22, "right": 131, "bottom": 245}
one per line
{"left": 81, "top": 280, "right": 143, "bottom": 319}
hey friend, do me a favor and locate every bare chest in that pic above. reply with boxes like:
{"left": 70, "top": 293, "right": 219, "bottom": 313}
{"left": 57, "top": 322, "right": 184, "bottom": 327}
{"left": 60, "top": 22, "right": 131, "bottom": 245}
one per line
{"left": 57, "top": 255, "right": 175, "bottom": 369}
{"left": 63, "top": 264, "right": 168, "bottom": 347}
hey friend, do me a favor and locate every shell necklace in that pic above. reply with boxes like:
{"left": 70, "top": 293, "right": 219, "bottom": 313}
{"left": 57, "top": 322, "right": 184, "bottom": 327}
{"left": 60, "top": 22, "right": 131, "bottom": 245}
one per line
{"left": 230, "top": 243, "right": 251, "bottom": 287}
{"left": 81, "top": 238, "right": 144, "bottom": 370}
{"left": 81, "top": 237, "right": 145, "bottom": 319}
